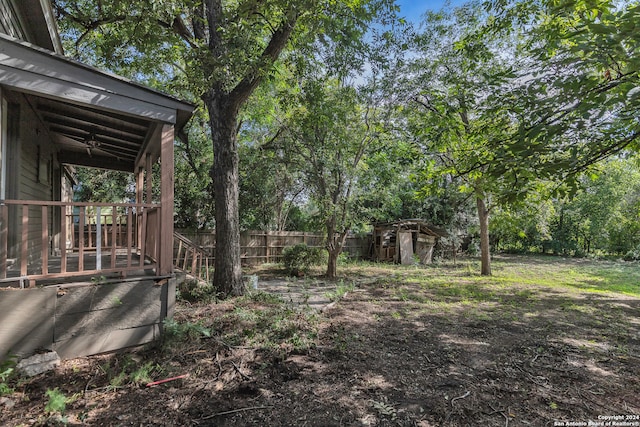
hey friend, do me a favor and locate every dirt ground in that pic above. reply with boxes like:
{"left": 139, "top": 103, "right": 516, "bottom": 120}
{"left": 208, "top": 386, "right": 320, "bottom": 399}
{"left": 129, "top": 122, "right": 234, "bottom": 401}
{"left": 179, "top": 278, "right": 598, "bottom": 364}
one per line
{"left": 1, "top": 257, "right": 639, "bottom": 426}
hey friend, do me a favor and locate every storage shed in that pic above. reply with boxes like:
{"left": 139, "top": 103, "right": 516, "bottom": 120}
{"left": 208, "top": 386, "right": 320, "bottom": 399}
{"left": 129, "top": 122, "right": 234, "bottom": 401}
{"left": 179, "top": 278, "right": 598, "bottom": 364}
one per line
{"left": 372, "top": 220, "right": 447, "bottom": 265}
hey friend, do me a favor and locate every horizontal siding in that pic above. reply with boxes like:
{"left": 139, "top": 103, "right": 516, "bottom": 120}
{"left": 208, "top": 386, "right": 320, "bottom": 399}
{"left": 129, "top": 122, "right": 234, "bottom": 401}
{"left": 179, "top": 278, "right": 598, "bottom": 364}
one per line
{"left": 0, "top": 0, "right": 25, "bottom": 39}
{"left": 4, "top": 91, "right": 59, "bottom": 262}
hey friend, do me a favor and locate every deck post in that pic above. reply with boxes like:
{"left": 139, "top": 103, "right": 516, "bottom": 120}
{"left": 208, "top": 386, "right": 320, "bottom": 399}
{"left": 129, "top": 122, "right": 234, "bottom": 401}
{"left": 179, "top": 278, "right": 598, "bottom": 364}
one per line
{"left": 159, "top": 124, "right": 174, "bottom": 275}
{"left": 60, "top": 205, "right": 66, "bottom": 274}
{"left": 0, "top": 204, "right": 6, "bottom": 279}
{"left": 96, "top": 206, "right": 101, "bottom": 270}
{"left": 127, "top": 208, "right": 133, "bottom": 268}
{"left": 78, "top": 207, "right": 85, "bottom": 272}
{"left": 136, "top": 166, "right": 144, "bottom": 253}
{"left": 145, "top": 153, "right": 153, "bottom": 204}
{"left": 111, "top": 207, "right": 117, "bottom": 269}
{"left": 41, "top": 206, "right": 48, "bottom": 275}
{"left": 21, "top": 204, "right": 27, "bottom": 277}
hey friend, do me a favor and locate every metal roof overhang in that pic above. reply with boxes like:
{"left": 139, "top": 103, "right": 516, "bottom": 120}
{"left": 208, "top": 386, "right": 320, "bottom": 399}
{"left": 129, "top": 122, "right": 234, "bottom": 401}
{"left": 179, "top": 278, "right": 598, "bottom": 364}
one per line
{"left": 0, "top": 33, "right": 194, "bottom": 172}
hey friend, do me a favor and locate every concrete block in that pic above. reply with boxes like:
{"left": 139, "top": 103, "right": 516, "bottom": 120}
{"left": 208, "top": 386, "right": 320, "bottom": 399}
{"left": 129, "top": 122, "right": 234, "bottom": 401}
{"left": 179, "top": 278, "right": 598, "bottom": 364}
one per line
{"left": 16, "top": 351, "right": 60, "bottom": 376}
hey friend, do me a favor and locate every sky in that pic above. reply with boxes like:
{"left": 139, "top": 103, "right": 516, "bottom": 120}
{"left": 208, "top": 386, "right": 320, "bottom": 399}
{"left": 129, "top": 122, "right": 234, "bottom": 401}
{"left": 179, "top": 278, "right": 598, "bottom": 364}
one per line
{"left": 396, "top": 0, "right": 468, "bottom": 22}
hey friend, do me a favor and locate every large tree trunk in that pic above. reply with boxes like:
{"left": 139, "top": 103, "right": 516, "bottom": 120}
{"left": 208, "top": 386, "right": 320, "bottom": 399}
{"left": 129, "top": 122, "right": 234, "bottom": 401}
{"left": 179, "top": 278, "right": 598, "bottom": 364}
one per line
{"left": 206, "top": 92, "right": 244, "bottom": 296}
{"left": 476, "top": 196, "right": 491, "bottom": 276}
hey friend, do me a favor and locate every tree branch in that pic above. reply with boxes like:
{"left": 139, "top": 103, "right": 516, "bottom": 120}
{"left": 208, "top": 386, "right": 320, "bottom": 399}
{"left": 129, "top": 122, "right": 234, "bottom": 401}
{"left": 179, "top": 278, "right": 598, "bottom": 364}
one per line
{"left": 229, "top": 9, "right": 300, "bottom": 111}
{"left": 157, "top": 16, "right": 198, "bottom": 49}
{"left": 569, "top": 129, "right": 640, "bottom": 176}
{"left": 412, "top": 95, "right": 441, "bottom": 116}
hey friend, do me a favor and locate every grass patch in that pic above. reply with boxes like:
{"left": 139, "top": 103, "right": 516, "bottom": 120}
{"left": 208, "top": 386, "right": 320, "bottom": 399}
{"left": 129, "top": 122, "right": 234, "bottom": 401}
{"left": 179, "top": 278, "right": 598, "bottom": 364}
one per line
{"left": 337, "top": 255, "right": 639, "bottom": 327}
{"left": 357, "top": 255, "right": 639, "bottom": 298}
{"left": 98, "top": 355, "right": 162, "bottom": 390}
{"left": 213, "top": 293, "right": 320, "bottom": 355}
{"left": 325, "top": 280, "right": 355, "bottom": 302}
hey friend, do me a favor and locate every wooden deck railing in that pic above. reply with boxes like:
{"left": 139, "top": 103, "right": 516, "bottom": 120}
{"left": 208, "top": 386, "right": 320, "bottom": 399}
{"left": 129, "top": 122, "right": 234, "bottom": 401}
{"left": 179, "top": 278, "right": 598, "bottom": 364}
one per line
{"left": 0, "top": 200, "right": 162, "bottom": 284}
{"left": 173, "top": 231, "right": 212, "bottom": 283}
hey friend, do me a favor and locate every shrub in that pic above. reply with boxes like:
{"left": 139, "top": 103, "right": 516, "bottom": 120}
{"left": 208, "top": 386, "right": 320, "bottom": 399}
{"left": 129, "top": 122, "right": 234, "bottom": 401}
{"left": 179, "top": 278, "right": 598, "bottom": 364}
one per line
{"left": 282, "top": 244, "right": 323, "bottom": 276}
{"left": 623, "top": 244, "right": 640, "bottom": 261}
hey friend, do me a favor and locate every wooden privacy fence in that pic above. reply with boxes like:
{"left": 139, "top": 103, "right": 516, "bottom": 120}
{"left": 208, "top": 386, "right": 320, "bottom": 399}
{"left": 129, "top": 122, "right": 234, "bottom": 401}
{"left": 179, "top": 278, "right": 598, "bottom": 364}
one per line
{"left": 174, "top": 229, "right": 371, "bottom": 266}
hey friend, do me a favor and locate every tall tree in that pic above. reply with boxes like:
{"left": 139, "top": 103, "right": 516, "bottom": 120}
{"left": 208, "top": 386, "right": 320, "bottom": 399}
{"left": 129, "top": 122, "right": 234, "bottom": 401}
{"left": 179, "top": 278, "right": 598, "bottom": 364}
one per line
{"left": 404, "top": 3, "right": 523, "bottom": 275}
{"left": 174, "top": 114, "right": 215, "bottom": 230}
{"left": 237, "top": 81, "right": 307, "bottom": 231}
{"left": 54, "top": 0, "right": 396, "bottom": 295}
{"left": 275, "top": 78, "right": 380, "bottom": 278}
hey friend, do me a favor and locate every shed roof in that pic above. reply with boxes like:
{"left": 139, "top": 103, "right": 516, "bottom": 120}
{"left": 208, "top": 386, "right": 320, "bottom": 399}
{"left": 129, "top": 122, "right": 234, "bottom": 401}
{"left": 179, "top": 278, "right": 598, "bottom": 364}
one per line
{"left": 373, "top": 219, "right": 449, "bottom": 238}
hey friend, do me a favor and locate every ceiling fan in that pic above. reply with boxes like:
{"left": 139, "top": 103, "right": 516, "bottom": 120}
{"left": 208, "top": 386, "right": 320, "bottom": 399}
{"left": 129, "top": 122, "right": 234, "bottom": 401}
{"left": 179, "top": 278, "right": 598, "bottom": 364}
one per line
{"left": 83, "top": 130, "right": 101, "bottom": 156}
{"left": 58, "top": 129, "right": 120, "bottom": 160}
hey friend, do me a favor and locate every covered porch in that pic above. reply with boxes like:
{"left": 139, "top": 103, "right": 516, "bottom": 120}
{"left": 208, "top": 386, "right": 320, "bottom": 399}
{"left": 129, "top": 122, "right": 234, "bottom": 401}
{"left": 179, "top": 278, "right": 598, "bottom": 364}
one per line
{"left": 0, "top": 33, "right": 194, "bottom": 287}
{"left": 0, "top": 34, "right": 193, "bottom": 359}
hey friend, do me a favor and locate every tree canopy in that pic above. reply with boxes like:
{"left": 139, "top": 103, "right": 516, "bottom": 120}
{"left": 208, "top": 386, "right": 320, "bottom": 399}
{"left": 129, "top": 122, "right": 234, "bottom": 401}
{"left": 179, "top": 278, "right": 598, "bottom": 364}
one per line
{"left": 55, "top": 0, "right": 398, "bottom": 293}
{"left": 56, "top": 0, "right": 640, "bottom": 280}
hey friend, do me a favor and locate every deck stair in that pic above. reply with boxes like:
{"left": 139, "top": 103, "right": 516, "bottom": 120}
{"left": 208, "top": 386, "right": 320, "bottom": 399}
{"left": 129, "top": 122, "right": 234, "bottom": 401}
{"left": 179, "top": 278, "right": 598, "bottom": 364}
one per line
{"left": 173, "top": 232, "right": 212, "bottom": 284}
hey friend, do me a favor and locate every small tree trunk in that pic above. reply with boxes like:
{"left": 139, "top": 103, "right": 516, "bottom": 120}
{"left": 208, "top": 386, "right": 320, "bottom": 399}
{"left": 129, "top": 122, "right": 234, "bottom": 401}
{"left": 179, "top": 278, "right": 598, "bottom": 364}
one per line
{"left": 476, "top": 196, "right": 491, "bottom": 276}
{"left": 206, "top": 92, "right": 244, "bottom": 296}
{"left": 325, "top": 215, "right": 347, "bottom": 279}
{"left": 326, "top": 247, "right": 339, "bottom": 278}
{"left": 325, "top": 222, "right": 339, "bottom": 279}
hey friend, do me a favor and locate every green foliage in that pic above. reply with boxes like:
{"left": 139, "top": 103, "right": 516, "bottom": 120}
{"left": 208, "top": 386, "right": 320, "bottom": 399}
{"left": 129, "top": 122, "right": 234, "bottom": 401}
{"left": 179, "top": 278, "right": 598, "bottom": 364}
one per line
{"left": 55, "top": 0, "right": 402, "bottom": 295}
{"left": 324, "top": 279, "right": 355, "bottom": 301}
{"left": 490, "top": 158, "right": 640, "bottom": 257}
{"left": 282, "top": 244, "right": 324, "bottom": 276}
{"left": 403, "top": 2, "right": 527, "bottom": 273}
{"left": 174, "top": 110, "right": 215, "bottom": 229}
{"left": 480, "top": 0, "right": 640, "bottom": 180}
{"left": 163, "top": 318, "right": 212, "bottom": 343}
{"left": 221, "top": 298, "right": 319, "bottom": 354}
{"left": 128, "top": 362, "right": 157, "bottom": 386}
{"left": 0, "top": 355, "right": 17, "bottom": 396}
{"left": 55, "top": 0, "right": 640, "bottom": 272}
{"left": 176, "top": 280, "right": 218, "bottom": 304}
{"left": 274, "top": 74, "right": 391, "bottom": 276}
{"left": 90, "top": 275, "right": 107, "bottom": 285}
{"left": 98, "top": 355, "right": 162, "bottom": 389}
{"left": 623, "top": 245, "right": 640, "bottom": 261}
{"left": 73, "top": 168, "right": 135, "bottom": 203}
{"left": 242, "top": 290, "right": 284, "bottom": 304}
{"left": 44, "top": 388, "right": 68, "bottom": 414}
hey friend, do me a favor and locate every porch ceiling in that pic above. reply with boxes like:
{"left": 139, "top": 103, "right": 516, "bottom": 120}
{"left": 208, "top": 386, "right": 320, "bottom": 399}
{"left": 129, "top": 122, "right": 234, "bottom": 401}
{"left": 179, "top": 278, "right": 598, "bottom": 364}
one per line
{"left": 0, "top": 33, "right": 194, "bottom": 173}
{"left": 33, "top": 95, "right": 151, "bottom": 172}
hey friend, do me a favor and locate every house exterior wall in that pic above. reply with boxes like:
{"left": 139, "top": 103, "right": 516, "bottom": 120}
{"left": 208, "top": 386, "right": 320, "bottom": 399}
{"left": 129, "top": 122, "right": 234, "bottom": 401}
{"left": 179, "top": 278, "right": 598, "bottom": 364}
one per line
{"left": 2, "top": 88, "right": 60, "bottom": 259}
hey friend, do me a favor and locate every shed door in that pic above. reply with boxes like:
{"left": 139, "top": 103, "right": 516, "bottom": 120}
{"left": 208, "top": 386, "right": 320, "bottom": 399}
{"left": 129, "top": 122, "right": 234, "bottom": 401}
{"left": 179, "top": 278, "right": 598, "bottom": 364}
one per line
{"left": 398, "top": 231, "right": 414, "bottom": 265}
